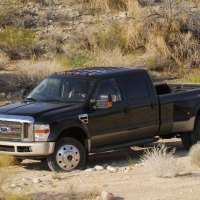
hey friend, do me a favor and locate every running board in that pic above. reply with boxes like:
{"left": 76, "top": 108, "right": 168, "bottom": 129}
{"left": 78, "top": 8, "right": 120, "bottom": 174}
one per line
{"left": 92, "top": 136, "right": 159, "bottom": 153}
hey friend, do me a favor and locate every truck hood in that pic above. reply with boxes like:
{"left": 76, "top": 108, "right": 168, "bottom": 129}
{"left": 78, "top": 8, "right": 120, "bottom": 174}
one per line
{"left": 0, "top": 101, "right": 79, "bottom": 118}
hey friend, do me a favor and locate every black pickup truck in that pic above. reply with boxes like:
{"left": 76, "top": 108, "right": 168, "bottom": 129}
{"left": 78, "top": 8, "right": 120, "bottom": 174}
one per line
{"left": 0, "top": 67, "right": 200, "bottom": 172}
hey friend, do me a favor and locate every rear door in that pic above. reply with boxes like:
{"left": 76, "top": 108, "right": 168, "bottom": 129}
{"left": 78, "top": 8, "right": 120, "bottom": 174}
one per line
{"left": 119, "top": 72, "right": 159, "bottom": 140}
{"left": 88, "top": 77, "right": 130, "bottom": 148}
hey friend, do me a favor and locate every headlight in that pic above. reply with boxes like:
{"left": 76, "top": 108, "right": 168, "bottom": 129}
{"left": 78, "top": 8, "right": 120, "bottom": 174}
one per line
{"left": 34, "top": 124, "right": 50, "bottom": 141}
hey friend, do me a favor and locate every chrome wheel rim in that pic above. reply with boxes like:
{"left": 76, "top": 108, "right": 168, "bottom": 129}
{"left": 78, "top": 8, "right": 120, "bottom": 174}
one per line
{"left": 56, "top": 145, "right": 80, "bottom": 171}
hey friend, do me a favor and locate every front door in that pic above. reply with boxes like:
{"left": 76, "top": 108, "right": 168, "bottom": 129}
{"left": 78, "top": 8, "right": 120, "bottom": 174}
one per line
{"left": 88, "top": 78, "right": 130, "bottom": 148}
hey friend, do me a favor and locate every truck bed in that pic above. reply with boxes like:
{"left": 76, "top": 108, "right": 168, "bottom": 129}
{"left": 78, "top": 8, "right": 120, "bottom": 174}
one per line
{"left": 155, "top": 83, "right": 200, "bottom": 136}
{"left": 155, "top": 83, "right": 200, "bottom": 95}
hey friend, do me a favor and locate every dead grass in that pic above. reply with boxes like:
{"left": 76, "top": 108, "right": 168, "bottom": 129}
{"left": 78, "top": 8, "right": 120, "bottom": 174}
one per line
{"left": 78, "top": 0, "right": 200, "bottom": 75}
{"left": 0, "top": 157, "right": 14, "bottom": 199}
{"left": 87, "top": 48, "right": 141, "bottom": 67}
{"left": 0, "top": 26, "right": 37, "bottom": 60}
{"left": 1, "top": 0, "right": 200, "bottom": 78}
{"left": 82, "top": 22, "right": 127, "bottom": 52}
{"left": 86, "top": 0, "right": 126, "bottom": 13}
{"left": 0, "top": 0, "right": 20, "bottom": 26}
{"left": 0, "top": 154, "right": 15, "bottom": 168}
{"left": 16, "top": 60, "right": 62, "bottom": 89}
{"left": 67, "top": 184, "right": 100, "bottom": 200}
{"left": 0, "top": 154, "right": 32, "bottom": 200}
{"left": 179, "top": 69, "right": 200, "bottom": 83}
{"left": 189, "top": 142, "right": 200, "bottom": 167}
{"left": 141, "top": 144, "right": 184, "bottom": 177}
{"left": 0, "top": 53, "right": 9, "bottom": 71}
{"left": 5, "top": 194, "right": 31, "bottom": 200}
{"left": 189, "top": 0, "right": 200, "bottom": 3}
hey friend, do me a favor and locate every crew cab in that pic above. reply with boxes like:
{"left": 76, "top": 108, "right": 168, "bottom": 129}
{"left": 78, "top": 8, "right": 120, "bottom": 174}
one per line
{"left": 0, "top": 67, "right": 200, "bottom": 171}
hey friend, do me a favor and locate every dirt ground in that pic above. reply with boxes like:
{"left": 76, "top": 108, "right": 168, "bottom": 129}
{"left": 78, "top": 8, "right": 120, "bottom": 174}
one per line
{"left": 4, "top": 138, "right": 200, "bottom": 200}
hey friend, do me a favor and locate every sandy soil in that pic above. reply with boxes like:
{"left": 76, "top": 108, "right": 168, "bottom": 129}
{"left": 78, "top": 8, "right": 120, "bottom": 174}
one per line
{"left": 3, "top": 138, "right": 200, "bottom": 200}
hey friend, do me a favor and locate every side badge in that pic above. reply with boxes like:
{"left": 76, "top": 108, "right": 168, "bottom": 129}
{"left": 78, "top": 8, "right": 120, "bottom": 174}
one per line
{"left": 78, "top": 114, "right": 88, "bottom": 124}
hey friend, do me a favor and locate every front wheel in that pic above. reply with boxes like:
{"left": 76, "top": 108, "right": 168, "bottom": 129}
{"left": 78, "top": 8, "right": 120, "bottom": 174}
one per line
{"left": 47, "top": 137, "right": 86, "bottom": 172}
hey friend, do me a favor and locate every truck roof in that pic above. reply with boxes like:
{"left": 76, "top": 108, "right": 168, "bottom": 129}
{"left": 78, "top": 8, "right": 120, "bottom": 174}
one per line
{"left": 54, "top": 67, "right": 144, "bottom": 78}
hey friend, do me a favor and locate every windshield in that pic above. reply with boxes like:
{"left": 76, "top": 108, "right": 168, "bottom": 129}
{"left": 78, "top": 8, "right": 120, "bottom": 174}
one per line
{"left": 26, "top": 76, "right": 93, "bottom": 103}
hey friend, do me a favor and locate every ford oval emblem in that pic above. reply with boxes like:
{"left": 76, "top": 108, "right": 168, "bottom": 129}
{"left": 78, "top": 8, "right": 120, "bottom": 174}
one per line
{"left": 0, "top": 126, "right": 11, "bottom": 133}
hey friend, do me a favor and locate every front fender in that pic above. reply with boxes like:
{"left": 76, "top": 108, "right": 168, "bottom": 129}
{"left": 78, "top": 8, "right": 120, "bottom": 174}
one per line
{"left": 48, "top": 120, "right": 90, "bottom": 141}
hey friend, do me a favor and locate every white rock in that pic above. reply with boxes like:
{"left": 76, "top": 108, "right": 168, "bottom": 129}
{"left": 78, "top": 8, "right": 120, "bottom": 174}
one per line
{"left": 135, "top": 163, "right": 143, "bottom": 167}
{"left": 118, "top": 12, "right": 126, "bottom": 18}
{"left": 84, "top": 168, "right": 96, "bottom": 172}
{"left": 124, "top": 166, "right": 131, "bottom": 172}
{"left": 95, "top": 196, "right": 101, "bottom": 200}
{"left": 33, "top": 178, "right": 41, "bottom": 184}
{"left": 94, "top": 165, "right": 104, "bottom": 171}
{"left": 101, "top": 191, "right": 113, "bottom": 200}
{"left": 10, "top": 184, "right": 16, "bottom": 188}
{"left": 107, "top": 166, "right": 117, "bottom": 173}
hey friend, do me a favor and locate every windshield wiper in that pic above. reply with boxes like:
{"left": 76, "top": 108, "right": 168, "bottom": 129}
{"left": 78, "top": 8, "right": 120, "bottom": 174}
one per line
{"left": 44, "top": 98, "right": 66, "bottom": 103}
{"left": 24, "top": 97, "right": 38, "bottom": 102}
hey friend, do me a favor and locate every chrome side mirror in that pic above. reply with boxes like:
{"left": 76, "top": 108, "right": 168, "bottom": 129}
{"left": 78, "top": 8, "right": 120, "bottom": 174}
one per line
{"left": 90, "top": 94, "right": 113, "bottom": 109}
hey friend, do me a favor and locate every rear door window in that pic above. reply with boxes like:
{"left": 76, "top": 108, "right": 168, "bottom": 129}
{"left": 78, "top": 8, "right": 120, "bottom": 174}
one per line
{"left": 121, "top": 74, "right": 150, "bottom": 103}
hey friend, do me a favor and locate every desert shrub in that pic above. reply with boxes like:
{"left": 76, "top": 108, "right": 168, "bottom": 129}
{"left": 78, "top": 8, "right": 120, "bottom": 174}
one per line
{"left": 65, "top": 52, "right": 93, "bottom": 68}
{"left": 0, "top": 154, "right": 31, "bottom": 200}
{"left": 83, "top": 0, "right": 126, "bottom": 12}
{"left": 0, "top": 155, "right": 15, "bottom": 198}
{"left": 67, "top": 184, "right": 100, "bottom": 200}
{"left": 82, "top": 0, "right": 158, "bottom": 13}
{"left": 17, "top": 60, "right": 62, "bottom": 90}
{"left": 0, "top": 27, "right": 37, "bottom": 60}
{"left": 0, "top": 0, "right": 19, "bottom": 26}
{"left": 45, "top": 34, "right": 65, "bottom": 55}
{"left": 145, "top": 20, "right": 200, "bottom": 73}
{"left": 0, "top": 53, "right": 9, "bottom": 70}
{"left": 82, "top": 22, "right": 127, "bottom": 52}
{"left": 59, "top": 50, "right": 93, "bottom": 69}
{"left": 80, "top": 0, "right": 200, "bottom": 72}
{"left": 189, "top": 0, "right": 200, "bottom": 3}
{"left": 0, "top": 154, "right": 14, "bottom": 168}
{"left": 180, "top": 69, "right": 200, "bottom": 83}
{"left": 125, "top": 21, "right": 147, "bottom": 53}
{"left": 141, "top": 144, "right": 184, "bottom": 177}
{"left": 6, "top": 194, "right": 32, "bottom": 200}
{"left": 189, "top": 142, "right": 200, "bottom": 167}
{"left": 87, "top": 48, "right": 140, "bottom": 67}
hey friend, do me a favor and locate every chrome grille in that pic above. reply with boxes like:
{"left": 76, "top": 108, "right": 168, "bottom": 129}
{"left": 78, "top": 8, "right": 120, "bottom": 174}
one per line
{"left": 0, "top": 121, "right": 22, "bottom": 141}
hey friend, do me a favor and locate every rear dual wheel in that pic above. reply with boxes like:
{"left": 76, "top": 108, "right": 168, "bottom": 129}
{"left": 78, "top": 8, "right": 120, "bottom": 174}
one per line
{"left": 181, "top": 116, "right": 200, "bottom": 150}
{"left": 47, "top": 137, "right": 86, "bottom": 172}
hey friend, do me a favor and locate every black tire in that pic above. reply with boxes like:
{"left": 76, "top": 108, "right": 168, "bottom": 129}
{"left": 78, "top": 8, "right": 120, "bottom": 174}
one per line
{"left": 47, "top": 137, "right": 86, "bottom": 172}
{"left": 192, "top": 116, "right": 200, "bottom": 142}
{"left": 181, "top": 116, "right": 200, "bottom": 150}
{"left": 181, "top": 132, "right": 192, "bottom": 150}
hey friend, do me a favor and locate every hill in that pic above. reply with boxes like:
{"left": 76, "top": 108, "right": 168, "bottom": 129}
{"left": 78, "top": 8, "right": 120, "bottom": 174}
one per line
{"left": 0, "top": 0, "right": 200, "bottom": 96}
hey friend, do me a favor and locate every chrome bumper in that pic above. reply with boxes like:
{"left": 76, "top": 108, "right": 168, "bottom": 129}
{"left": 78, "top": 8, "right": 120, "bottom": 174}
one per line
{"left": 0, "top": 141, "right": 55, "bottom": 157}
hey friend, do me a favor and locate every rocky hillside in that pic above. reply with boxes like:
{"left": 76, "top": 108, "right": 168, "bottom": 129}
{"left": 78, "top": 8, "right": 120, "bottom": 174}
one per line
{"left": 0, "top": 0, "right": 200, "bottom": 99}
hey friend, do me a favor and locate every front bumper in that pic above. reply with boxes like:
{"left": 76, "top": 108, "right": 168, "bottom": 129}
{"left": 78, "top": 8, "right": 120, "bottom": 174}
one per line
{"left": 0, "top": 141, "right": 55, "bottom": 157}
